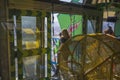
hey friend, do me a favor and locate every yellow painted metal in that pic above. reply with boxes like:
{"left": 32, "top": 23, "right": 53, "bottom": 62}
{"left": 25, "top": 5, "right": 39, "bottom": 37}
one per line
{"left": 58, "top": 34, "right": 120, "bottom": 80}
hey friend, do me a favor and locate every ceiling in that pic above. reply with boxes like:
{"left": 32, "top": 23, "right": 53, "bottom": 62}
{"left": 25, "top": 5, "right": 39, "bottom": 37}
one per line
{"left": 9, "top": 0, "right": 120, "bottom": 19}
{"left": 36, "top": 0, "right": 120, "bottom": 9}
{"left": 35, "top": 0, "right": 120, "bottom": 18}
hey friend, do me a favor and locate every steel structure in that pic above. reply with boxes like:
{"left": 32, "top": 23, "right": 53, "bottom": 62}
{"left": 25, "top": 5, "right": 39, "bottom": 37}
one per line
{"left": 58, "top": 34, "right": 120, "bottom": 80}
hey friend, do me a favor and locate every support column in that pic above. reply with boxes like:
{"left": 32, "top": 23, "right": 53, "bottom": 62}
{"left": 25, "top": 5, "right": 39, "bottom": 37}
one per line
{"left": 0, "top": 0, "right": 10, "bottom": 80}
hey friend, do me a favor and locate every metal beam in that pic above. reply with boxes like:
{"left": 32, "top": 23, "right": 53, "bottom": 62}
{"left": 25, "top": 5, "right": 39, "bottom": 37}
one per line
{"left": 9, "top": 0, "right": 102, "bottom": 16}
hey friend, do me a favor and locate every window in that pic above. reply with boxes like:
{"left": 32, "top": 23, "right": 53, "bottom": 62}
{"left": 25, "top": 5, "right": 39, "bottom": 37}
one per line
{"left": 22, "top": 16, "right": 40, "bottom": 50}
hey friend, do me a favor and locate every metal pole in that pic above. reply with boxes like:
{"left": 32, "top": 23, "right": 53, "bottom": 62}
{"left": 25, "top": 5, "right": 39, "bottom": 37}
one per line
{"left": 13, "top": 15, "right": 18, "bottom": 80}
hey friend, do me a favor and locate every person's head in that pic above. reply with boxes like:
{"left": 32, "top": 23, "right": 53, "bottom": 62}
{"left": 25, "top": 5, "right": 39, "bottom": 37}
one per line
{"left": 61, "top": 29, "right": 70, "bottom": 39}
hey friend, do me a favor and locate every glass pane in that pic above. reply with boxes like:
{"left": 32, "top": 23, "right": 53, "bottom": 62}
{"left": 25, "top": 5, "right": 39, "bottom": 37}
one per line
{"left": 22, "top": 16, "right": 39, "bottom": 50}
{"left": 23, "top": 55, "right": 40, "bottom": 79}
{"left": 87, "top": 20, "right": 96, "bottom": 34}
{"left": 60, "top": 0, "right": 83, "bottom": 4}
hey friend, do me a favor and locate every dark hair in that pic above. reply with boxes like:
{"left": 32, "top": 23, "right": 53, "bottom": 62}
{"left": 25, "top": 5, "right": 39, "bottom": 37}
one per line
{"left": 108, "top": 26, "right": 112, "bottom": 29}
{"left": 59, "top": 33, "right": 62, "bottom": 36}
{"left": 61, "top": 29, "right": 70, "bottom": 39}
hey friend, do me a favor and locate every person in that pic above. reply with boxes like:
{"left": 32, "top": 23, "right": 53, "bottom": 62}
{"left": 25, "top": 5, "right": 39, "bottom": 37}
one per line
{"left": 59, "top": 29, "right": 70, "bottom": 44}
{"left": 52, "top": 29, "right": 70, "bottom": 77}
{"left": 104, "top": 26, "right": 114, "bottom": 36}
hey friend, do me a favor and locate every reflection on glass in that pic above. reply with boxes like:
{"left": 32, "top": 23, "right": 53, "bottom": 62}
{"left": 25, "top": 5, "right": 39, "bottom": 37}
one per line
{"left": 60, "top": 0, "right": 83, "bottom": 3}
{"left": 23, "top": 55, "right": 40, "bottom": 79}
{"left": 22, "top": 16, "right": 40, "bottom": 49}
{"left": 87, "top": 20, "right": 96, "bottom": 34}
